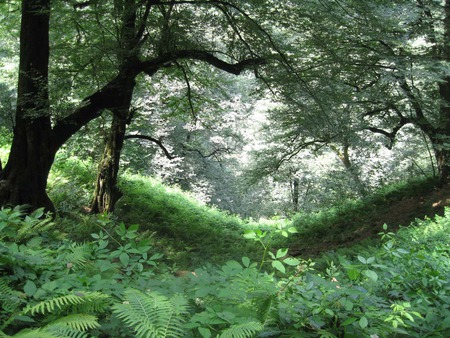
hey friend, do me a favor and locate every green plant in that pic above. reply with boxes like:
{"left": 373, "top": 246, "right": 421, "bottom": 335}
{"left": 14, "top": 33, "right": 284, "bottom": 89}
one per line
{"left": 112, "top": 288, "right": 189, "bottom": 338}
{"left": 243, "top": 224, "right": 299, "bottom": 273}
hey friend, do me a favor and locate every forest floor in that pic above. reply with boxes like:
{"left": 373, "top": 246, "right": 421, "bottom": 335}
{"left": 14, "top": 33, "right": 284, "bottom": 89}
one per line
{"left": 291, "top": 182, "right": 450, "bottom": 257}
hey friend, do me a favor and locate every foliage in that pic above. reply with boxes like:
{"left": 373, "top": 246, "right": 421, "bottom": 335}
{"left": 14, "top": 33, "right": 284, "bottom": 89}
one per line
{"left": 112, "top": 289, "right": 189, "bottom": 338}
{"left": 1, "top": 201, "right": 450, "bottom": 337}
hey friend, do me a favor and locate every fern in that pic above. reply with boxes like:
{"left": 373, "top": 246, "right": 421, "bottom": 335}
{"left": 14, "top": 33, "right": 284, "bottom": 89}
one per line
{"left": 0, "top": 278, "right": 24, "bottom": 313}
{"left": 57, "top": 243, "right": 91, "bottom": 269}
{"left": 16, "top": 208, "right": 54, "bottom": 242}
{"left": 112, "top": 288, "right": 189, "bottom": 338}
{"left": 1, "top": 328, "right": 60, "bottom": 338}
{"left": 47, "top": 313, "right": 100, "bottom": 332}
{"left": 255, "top": 295, "right": 278, "bottom": 327}
{"left": 218, "top": 321, "right": 264, "bottom": 338}
{"left": 24, "top": 291, "right": 109, "bottom": 316}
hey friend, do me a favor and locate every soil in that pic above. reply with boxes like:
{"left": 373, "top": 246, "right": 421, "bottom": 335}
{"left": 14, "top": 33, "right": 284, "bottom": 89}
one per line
{"left": 291, "top": 182, "right": 450, "bottom": 257}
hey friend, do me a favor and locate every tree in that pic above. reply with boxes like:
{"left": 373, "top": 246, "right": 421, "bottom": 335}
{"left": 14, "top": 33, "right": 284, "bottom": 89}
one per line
{"left": 89, "top": 1, "right": 271, "bottom": 213}
{"left": 253, "top": 0, "right": 450, "bottom": 189}
{"left": 0, "top": 0, "right": 272, "bottom": 212}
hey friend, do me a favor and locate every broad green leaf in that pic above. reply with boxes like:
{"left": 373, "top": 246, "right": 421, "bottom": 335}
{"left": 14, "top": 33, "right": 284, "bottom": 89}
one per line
{"left": 242, "top": 256, "right": 250, "bottom": 267}
{"left": 24, "top": 280, "right": 37, "bottom": 297}
{"left": 359, "top": 316, "right": 368, "bottom": 329}
{"left": 357, "top": 256, "right": 367, "bottom": 264}
{"left": 272, "top": 260, "right": 286, "bottom": 274}
{"left": 276, "top": 248, "right": 288, "bottom": 259}
{"left": 119, "top": 252, "right": 130, "bottom": 266}
{"left": 347, "top": 268, "right": 360, "bottom": 281}
{"left": 287, "top": 227, "right": 298, "bottom": 233}
{"left": 199, "top": 327, "right": 211, "bottom": 338}
{"left": 341, "top": 317, "right": 357, "bottom": 326}
{"left": 243, "top": 230, "right": 256, "bottom": 239}
{"left": 363, "top": 269, "right": 378, "bottom": 282}
{"left": 284, "top": 257, "right": 300, "bottom": 266}
{"left": 441, "top": 317, "right": 450, "bottom": 328}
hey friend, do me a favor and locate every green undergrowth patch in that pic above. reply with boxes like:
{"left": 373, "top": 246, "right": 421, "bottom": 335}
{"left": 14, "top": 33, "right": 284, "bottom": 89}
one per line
{"left": 1, "top": 205, "right": 450, "bottom": 337}
{"left": 287, "top": 177, "right": 440, "bottom": 255}
{"left": 115, "top": 172, "right": 262, "bottom": 267}
{"left": 48, "top": 154, "right": 97, "bottom": 214}
{"left": 47, "top": 155, "right": 263, "bottom": 267}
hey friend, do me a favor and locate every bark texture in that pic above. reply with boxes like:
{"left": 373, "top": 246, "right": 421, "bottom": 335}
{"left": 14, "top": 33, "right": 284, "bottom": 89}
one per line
{"left": 0, "top": 0, "right": 54, "bottom": 212}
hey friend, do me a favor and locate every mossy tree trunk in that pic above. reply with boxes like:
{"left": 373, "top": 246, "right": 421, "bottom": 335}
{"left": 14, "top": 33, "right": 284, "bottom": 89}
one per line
{"left": 0, "top": 0, "right": 55, "bottom": 212}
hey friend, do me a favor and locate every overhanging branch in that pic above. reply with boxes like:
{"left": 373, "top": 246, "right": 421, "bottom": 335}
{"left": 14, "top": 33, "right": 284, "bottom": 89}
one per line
{"left": 140, "top": 50, "right": 265, "bottom": 76}
{"left": 125, "top": 134, "right": 175, "bottom": 159}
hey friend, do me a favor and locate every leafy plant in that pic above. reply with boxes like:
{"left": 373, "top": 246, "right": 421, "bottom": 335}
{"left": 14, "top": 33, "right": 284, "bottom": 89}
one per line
{"left": 112, "top": 288, "right": 189, "bottom": 338}
{"left": 243, "top": 224, "right": 299, "bottom": 273}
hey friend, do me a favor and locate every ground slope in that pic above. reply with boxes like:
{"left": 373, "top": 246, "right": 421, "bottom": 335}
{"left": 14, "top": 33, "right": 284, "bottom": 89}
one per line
{"left": 290, "top": 182, "right": 450, "bottom": 257}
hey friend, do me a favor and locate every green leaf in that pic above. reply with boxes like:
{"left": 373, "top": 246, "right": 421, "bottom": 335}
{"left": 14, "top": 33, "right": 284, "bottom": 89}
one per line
{"left": 441, "top": 317, "right": 450, "bottom": 328}
{"left": 242, "top": 256, "right": 250, "bottom": 267}
{"left": 363, "top": 269, "right": 378, "bottom": 282}
{"left": 347, "top": 268, "right": 360, "bottom": 281}
{"left": 272, "top": 260, "right": 285, "bottom": 274}
{"left": 357, "top": 256, "right": 367, "bottom": 264}
{"left": 276, "top": 248, "right": 288, "bottom": 259}
{"left": 128, "top": 224, "right": 139, "bottom": 232}
{"left": 283, "top": 257, "right": 300, "bottom": 266}
{"left": 287, "top": 227, "right": 298, "bottom": 233}
{"left": 341, "top": 317, "right": 358, "bottom": 326}
{"left": 199, "top": 327, "right": 211, "bottom": 338}
{"left": 243, "top": 230, "right": 256, "bottom": 239}
{"left": 359, "top": 316, "right": 368, "bottom": 329}
{"left": 24, "top": 280, "right": 37, "bottom": 297}
{"left": 120, "top": 252, "right": 130, "bottom": 266}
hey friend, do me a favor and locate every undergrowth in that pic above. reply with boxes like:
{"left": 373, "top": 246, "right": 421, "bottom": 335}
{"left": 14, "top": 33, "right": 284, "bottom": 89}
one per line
{"left": 1, "top": 206, "right": 450, "bottom": 337}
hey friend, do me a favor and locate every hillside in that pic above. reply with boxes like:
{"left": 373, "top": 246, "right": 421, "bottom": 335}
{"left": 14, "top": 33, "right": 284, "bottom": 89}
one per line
{"left": 289, "top": 181, "right": 450, "bottom": 257}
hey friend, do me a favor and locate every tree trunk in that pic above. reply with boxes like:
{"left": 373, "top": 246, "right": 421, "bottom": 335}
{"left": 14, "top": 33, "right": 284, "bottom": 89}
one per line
{"left": 90, "top": 113, "right": 128, "bottom": 213}
{"left": 0, "top": 0, "right": 55, "bottom": 212}
{"left": 89, "top": 0, "right": 137, "bottom": 214}
{"left": 292, "top": 177, "right": 300, "bottom": 212}
{"left": 330, "top": 143, "right": 368, "bottom": 197}
{"left": 435, "top": 0, "right": 450, "bottom": 184}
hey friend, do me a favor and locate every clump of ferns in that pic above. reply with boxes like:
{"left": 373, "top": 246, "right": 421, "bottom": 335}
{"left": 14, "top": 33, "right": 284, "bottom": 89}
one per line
{"left": 1, "top": 291, "right": 110, "bottom": 338}
{"left": 112, "top": 288, "right": 190, "bottom": 338}
{"left": 0, "top": 278, "right": 27, "bottom": 332}
{"left": 0, "top": 207, "right": 54, "bottom": 243}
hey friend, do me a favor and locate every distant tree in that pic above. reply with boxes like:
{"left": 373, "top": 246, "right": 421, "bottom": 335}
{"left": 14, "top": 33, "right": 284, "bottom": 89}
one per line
{"left": 254, "top": 0, "right": 450, "bottom": 187}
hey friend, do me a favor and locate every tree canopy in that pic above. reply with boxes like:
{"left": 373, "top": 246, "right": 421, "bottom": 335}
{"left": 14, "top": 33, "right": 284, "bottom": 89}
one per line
{"left": 0, "top": 0, "right": 449, "bottom": 214}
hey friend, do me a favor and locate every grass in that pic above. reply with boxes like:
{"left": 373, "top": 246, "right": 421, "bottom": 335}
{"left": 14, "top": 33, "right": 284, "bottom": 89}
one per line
{"left": 285, "top": 176, "right": 442, "bottom": 256}
{"left": 0, "top": 147, "right": 434, "bottom": 271}
{"left": 47, "top": 156, "right": 263, "bottom": 268}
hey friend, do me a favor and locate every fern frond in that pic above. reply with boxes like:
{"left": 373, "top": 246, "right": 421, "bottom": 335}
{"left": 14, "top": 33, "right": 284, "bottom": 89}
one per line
{"left": 0, "top": 278, "right": 25, "bottom": 314}
{"left": 24, "top": 291, "right": 109, "bottom": 316}
{"left": 58, "top": 243, "right": 91, "bottom": 268}
{"left": 47, "top": 313, "right": 100, "bottom": 332}
{"left": 47, "top": 326, "right": 88, "bottom": 338}
{"left": 112, "top": 289, "right": 189, "bottom": 338}
{"left": 16, "top": 208, "right": 54, "bottom": 242}
{"left": 218, "top": 321, "right": 264, "bottom": 338}
{"left": 255, "top": 295, "right": 278, "bottom": 327}
{"left": 7, "top": 328, "right": 60, "bottom": 338}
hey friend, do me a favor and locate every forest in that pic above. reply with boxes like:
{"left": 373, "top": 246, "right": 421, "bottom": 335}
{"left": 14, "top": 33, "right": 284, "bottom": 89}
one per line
{"left": 1, "top": 0, "right": 450, "bottom": 337}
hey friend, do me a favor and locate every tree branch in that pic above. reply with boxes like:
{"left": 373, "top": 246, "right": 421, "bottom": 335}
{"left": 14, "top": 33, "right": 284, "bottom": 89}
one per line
{"left": 140, "top": 50, "right": 265, "bottom": 76}
{"left": 52, "top": 50, "right": 263, "bottom": 150}
{"left": 124, "top": 134, "right": 175, "bottom": 159}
